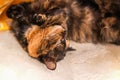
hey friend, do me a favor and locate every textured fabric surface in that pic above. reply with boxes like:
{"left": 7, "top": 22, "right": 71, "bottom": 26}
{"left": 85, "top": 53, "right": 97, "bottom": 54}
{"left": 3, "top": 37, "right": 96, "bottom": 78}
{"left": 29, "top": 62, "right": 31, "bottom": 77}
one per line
{"left": 0, "top": 31, "right": 120, "bottom": 80}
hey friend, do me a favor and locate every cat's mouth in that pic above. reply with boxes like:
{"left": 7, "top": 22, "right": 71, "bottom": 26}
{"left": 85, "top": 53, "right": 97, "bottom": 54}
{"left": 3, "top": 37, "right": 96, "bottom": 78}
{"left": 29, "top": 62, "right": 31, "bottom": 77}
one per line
{"left": 25, "top": 25, "right": 69, "bottom": 70}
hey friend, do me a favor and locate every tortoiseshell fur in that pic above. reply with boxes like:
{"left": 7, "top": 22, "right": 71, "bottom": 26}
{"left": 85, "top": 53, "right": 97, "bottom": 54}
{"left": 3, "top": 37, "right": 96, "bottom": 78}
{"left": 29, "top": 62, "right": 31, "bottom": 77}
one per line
{"left": 6, "top": 0, "right": 120, "bottom": 70}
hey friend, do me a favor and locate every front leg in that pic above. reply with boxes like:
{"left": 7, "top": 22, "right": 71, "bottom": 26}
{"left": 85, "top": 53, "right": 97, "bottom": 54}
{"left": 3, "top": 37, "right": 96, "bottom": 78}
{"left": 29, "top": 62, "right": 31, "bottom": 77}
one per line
{"left": 6, "top": 2, "right": 32, "bottom": 24}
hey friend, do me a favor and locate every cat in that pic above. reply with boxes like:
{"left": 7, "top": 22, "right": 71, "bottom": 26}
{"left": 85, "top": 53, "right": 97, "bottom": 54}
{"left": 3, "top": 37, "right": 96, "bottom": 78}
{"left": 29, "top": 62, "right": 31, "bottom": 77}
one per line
{"left": 6, "top": 0, "right": 120, "bottom": 70}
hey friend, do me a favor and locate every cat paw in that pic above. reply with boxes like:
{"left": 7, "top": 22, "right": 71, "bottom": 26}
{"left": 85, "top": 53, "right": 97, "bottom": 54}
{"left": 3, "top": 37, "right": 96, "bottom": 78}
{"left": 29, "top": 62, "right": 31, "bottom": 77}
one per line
{"left": 32, "top": 13, "right": 47, "bottom": 26}
{"left": 6, "top": 4, "right": 25, "bottom": 20}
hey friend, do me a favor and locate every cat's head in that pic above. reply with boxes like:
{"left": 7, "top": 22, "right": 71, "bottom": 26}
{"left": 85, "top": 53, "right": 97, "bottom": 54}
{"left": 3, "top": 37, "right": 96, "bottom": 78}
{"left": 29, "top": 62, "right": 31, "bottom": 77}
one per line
{"left": 25, "top": 25, "right": 69, "bottom": 70}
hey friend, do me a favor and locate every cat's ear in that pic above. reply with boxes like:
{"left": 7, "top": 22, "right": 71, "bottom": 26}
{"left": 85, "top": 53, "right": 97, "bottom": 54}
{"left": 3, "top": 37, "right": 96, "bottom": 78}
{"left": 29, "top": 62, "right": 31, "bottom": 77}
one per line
{"left": 42, "top": 55, "right": 57, "bottom": 70}
{"left": 6, "top": 4, "right": 25, "bottom": 19}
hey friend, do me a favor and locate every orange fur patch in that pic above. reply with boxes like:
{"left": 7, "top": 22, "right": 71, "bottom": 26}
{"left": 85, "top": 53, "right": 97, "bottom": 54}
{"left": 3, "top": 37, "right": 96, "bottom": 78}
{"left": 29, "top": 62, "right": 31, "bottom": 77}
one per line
{"left": 25, "top": 25, "right": 65, "bottom": 58}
